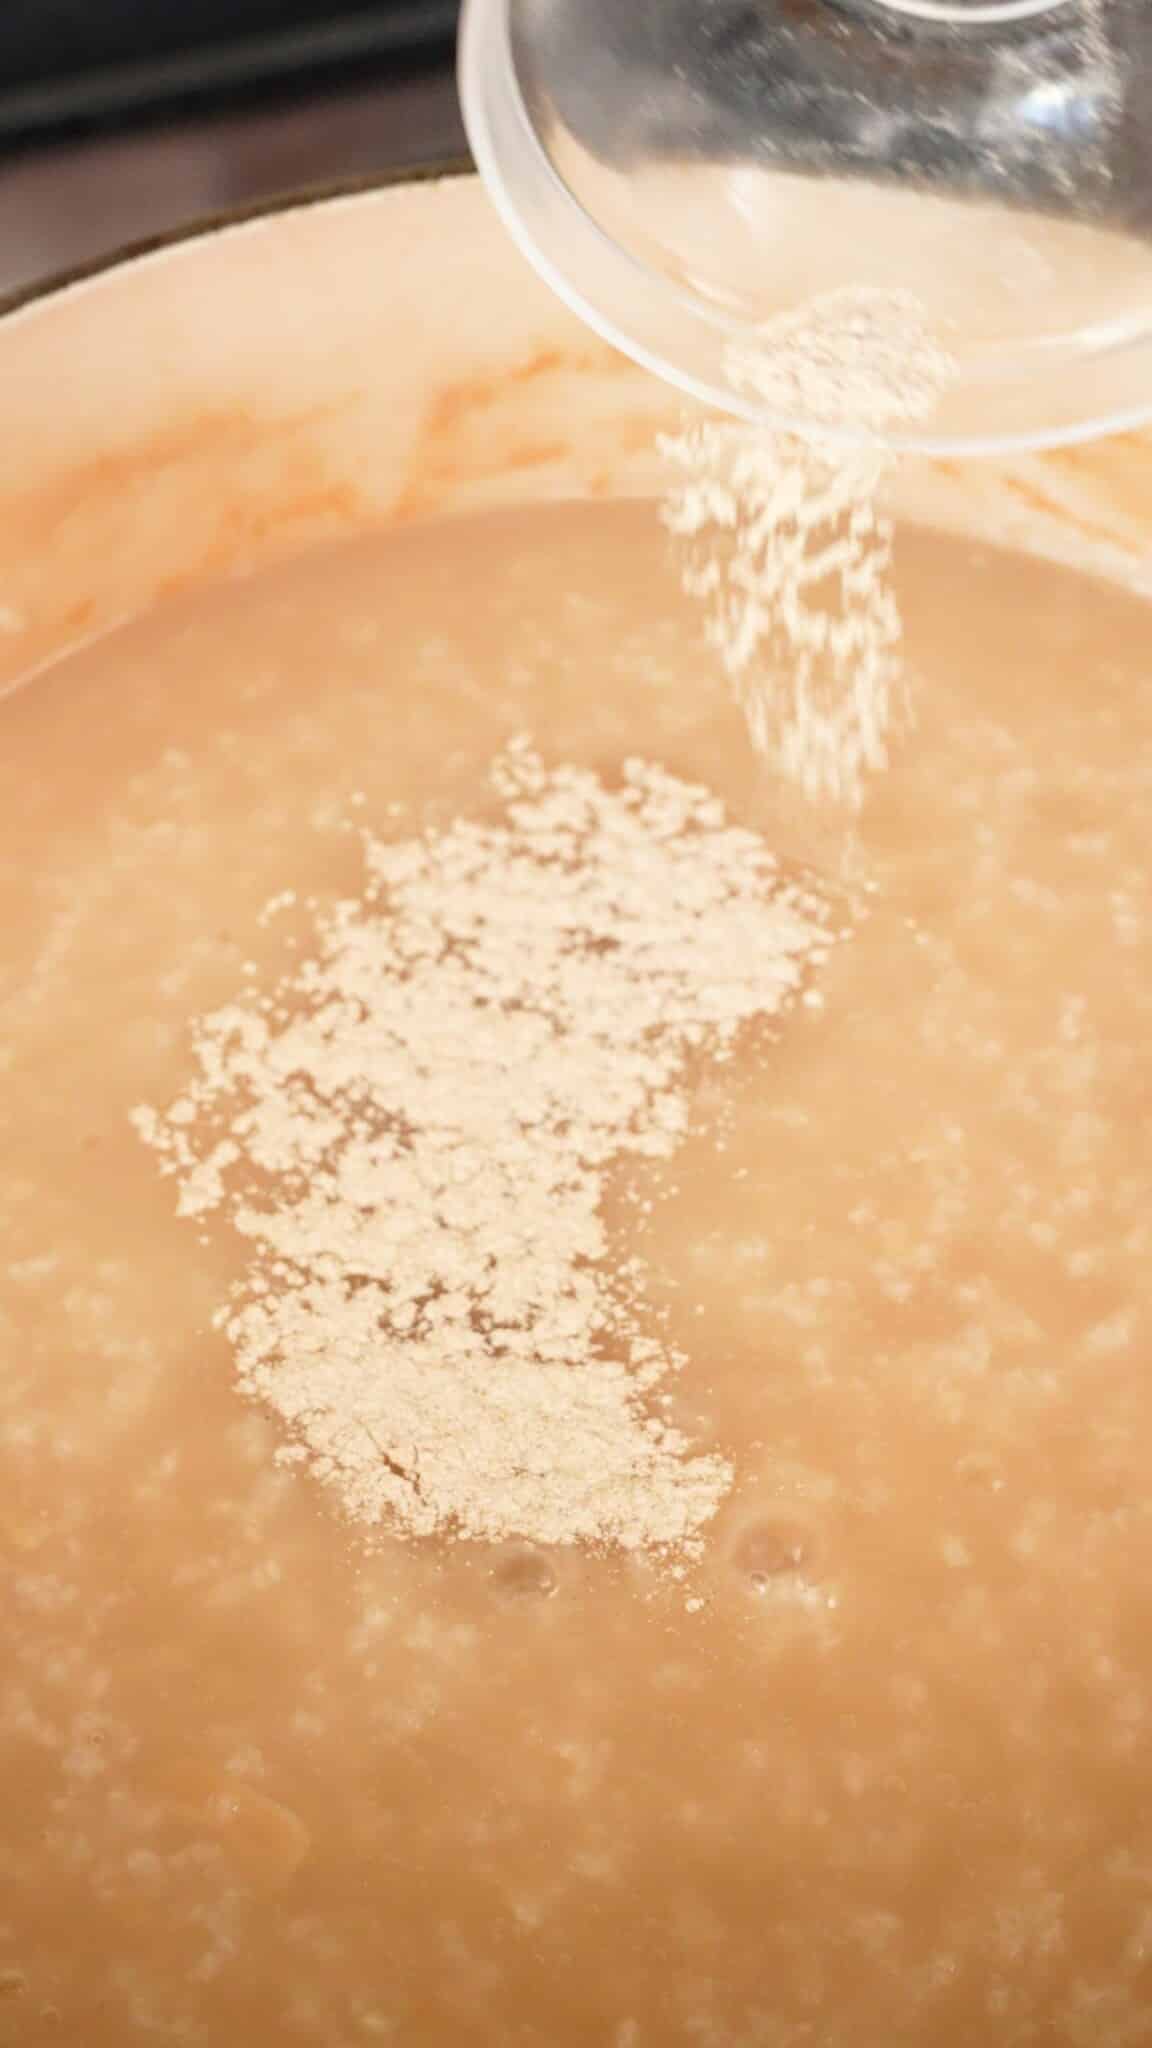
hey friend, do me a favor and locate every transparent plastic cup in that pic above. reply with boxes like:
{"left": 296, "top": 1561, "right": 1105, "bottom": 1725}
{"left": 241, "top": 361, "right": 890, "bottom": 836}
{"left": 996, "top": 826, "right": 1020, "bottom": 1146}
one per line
{"left": 459, "top": 0, "right": 1152, "bottom": 453}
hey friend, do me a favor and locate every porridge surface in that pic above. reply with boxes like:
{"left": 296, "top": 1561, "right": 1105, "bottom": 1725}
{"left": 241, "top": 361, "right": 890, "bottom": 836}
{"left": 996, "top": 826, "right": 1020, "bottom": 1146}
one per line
{"left": 2, "top": 503, "right": 1152, "bottom": 2045}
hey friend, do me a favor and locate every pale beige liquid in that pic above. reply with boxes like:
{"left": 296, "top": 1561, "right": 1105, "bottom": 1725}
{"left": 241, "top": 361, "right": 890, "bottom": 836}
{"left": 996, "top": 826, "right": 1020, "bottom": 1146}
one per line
{"left": 2, "top": 503, "right": 1152, "bottom": 2047}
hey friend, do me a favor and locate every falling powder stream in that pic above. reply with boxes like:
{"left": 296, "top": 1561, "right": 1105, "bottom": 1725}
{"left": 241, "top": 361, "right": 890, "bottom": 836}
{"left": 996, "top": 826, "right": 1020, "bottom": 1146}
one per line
{"left": 662, "top": 288, "right": 954, "bottom": 810}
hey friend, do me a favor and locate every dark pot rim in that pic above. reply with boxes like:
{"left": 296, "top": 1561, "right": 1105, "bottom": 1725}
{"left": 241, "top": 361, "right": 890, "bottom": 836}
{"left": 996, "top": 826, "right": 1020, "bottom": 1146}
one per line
{"left": 0, "top": 153, "right": 474, "bottom": 321}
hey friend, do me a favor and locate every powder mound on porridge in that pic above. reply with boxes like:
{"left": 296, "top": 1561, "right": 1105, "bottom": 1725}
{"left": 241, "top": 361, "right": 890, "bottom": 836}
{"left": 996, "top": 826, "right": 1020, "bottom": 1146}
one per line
{"left": 134, "top": 743, "right": 838, "bottom": 1552}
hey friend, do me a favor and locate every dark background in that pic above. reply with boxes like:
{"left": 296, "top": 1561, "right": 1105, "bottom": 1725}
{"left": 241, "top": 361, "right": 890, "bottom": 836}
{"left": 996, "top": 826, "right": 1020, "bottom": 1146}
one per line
{"left": 0, "top": 0, "right": 466, "bottom": 299}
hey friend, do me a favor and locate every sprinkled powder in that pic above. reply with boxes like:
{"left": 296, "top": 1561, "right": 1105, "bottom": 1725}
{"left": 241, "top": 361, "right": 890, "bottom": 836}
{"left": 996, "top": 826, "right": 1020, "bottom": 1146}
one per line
{"left": 134, "top": 742, "right": 840, "bottom": 1554}
{"left": 662, "top": 287, "right": 954, "bottom": 810}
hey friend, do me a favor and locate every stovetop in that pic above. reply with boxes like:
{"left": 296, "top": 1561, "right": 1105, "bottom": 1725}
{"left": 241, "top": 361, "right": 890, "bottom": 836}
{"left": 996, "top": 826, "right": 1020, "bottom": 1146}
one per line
{"left": 0, "top": 3, "right": 466, "bottom": 302}
{"left": 0, "top": 1, "right": 458, "bottom": 138}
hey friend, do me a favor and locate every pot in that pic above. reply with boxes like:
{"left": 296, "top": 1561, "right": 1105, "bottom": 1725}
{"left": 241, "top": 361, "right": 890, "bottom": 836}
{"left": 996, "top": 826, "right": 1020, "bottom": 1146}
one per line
{"left": 3, "top": 173, "right": 1152, "bottom": 2047}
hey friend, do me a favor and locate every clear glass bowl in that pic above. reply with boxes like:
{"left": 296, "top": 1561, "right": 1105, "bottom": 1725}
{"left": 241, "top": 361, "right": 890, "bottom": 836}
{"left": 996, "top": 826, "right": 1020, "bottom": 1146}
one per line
{"left": 459, "top": 0, "right": 1152, "bottom": 454}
